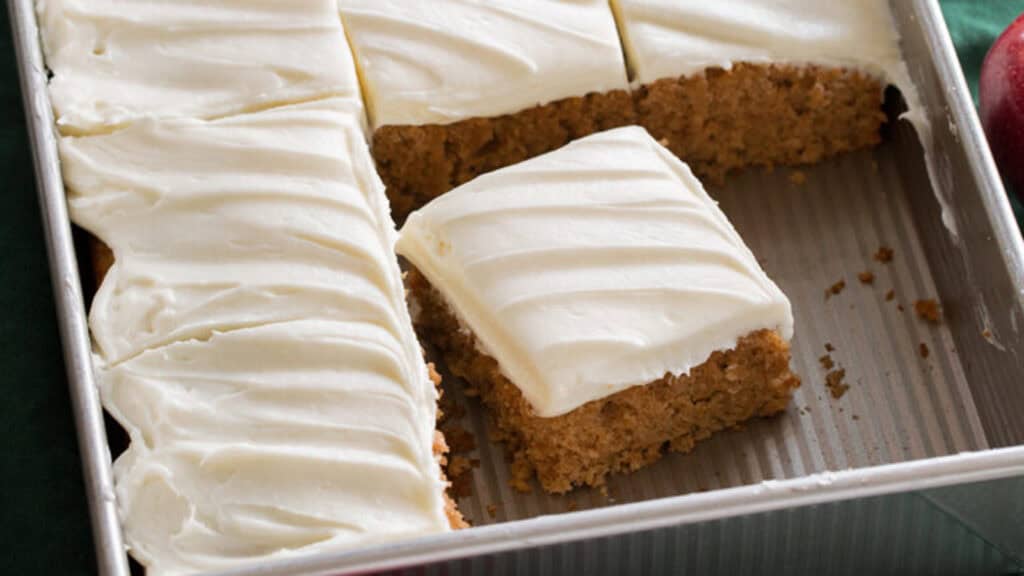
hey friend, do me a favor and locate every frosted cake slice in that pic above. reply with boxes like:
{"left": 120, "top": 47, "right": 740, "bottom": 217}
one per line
{"left": 610, "top": 0, "right": 920, "bottom": 182}
{"left": 60, "top": 99, "right": 457, "bottom": 574}
{"left": 338, "top": 0, "right": 634, "bottom": 222}
{"left": 37, "top": 0, "right": 362, "bottom": 134}
{"left": 398, "top": 126, "right": 800, "bottom": 493}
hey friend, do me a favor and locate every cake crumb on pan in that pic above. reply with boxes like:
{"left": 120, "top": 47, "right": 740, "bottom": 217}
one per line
{"left": 874, "top": 246, "right": 894, "bottom": 263}
{"left": 825, "top": 369, "right": 850, "bottom": 399}
{"left": 826, "top": 280, "right": 846, "bottom": 299}
{"left": 914, "top": 299, "right": 942, "bottom": 324}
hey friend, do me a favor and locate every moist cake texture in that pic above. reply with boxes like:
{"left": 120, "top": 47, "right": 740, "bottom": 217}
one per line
{"left": 60, "top": 99, "right": 454, "bottom": 574}
{"left": 372, "top": 92, "right": 636, "bottom": 223}
{"left": 410, "top": 269, "right": 798, "bottom": 493}
{"left": 634, "top": 64, "right": 887, "bottom": 183}
{"left": 37, "top": 0, "right": 362, "bottom": 134}
{"left": 397, "top": 127, "right": 799, "bottom": 492}
{"left": 338, "top": 0, "right": 633, "bottom": 221}
{"left": 611, "top": 0, "right": 920, "bottom": 181}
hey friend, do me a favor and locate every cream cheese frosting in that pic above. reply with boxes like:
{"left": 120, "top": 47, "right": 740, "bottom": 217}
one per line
{"left": 60, "top": 99, "right": 450, "bottom": 575}
{"left": 337, "top": 0, "right": 630, "bottom": 129}
{"left": 398, "top": 126, "right": 794, "bottom": 418}
{"left": 36, "top": 0, "right": 362, "bottom": 135}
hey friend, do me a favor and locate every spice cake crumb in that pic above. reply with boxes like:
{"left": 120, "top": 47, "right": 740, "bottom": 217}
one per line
{"left": 441, "top": 425, "right": 476, "bottom": 453}
{"left": 914, "top": 299, "right": 942, "bottom": 324}
{"left": 825, "top": 342, "right": 835, "bottom": 352}
{"left": 374, "top": 91, "right": 636, "bottom": 222}
{"left": 825, "top": 369, "right": 850, "bottom": 399}
{"left": 446, "top": 455, "right": 475, "bottom": 499}
{"left": 826, "top": 280, "right": 846, "bottom": 299}
{"left": 819, "top": 354, "right": 835, "bottom": 370}
{"left": 919, "top": 342, "right": 930, "bottom": 358}
{"left": 874, "top": 246, "right": 894, "bottom": 263}
{"left": 486, "top": 504, "right": 498, "bottom": 518}
{"left": 448, "top": 455, "right": 472, "bottom": 477}
{"left": 885, "top": 289, "right": 896, "bottom": 302}
{"left": 858, "top": 271, "right": 875, "bottom": 285}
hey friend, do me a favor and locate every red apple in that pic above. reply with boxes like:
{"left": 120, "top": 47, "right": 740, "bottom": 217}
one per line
{"left": 981, "top": 13, "right": 1024, "bottom": 194}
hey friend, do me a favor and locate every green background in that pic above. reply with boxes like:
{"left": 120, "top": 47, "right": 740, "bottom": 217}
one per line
{"left": 0, "top": 2, "right": 1021, "bottom": 574}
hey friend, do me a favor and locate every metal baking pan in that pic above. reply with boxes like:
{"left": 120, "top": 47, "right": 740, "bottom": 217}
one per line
{"left": 10, "top": 0, "right": 1024, "bottom": 574}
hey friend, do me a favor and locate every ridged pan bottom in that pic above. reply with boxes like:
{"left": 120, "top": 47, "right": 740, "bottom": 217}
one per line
{"left": 437, "top": 121, "right": 989, "bottom": 526}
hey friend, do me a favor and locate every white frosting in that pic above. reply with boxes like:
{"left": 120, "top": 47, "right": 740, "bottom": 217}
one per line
{"left": 398, "top": 126, "right": 793, "bottom": 418}
{"left": 611, "top": 0, "right": 916, "bottom": 94}
{"left": 36, "top": 0, "right": 361, "bottom": 134}
{"left": 338, "top": 0, "right": 630, "bottom": 128}
{"left": 61, "top": 99, "right": 450, "bottom": 575}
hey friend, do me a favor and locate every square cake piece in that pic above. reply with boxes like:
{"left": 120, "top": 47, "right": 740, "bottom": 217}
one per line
{"left": 398, "top": 126, "right": 800, "bottom": 493}
{"left": 60, "top": 99, "right": 459, "bottom": 573}
{"left": 37, "top": 0, "right": 362, "bottom": 134}
{"left": 610, "top": 0, "right": 918, "bottom": 182}
{"left": 338, "top": 0, "right": 634, "bottom": 222}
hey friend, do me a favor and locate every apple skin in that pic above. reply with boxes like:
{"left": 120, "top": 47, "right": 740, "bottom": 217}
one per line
{"left": 981, "top": 13, "right": 1024, "bottom": 195}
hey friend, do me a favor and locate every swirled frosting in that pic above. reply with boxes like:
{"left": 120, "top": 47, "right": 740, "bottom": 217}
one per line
{"left": 398, "top": 126, "right": 793, "bottom": 418}
{"left": 610, "top": 0, "right": 919, "bottom": 110}
{"left": 61, "top": 99, "right": 450, "bottom": 575}
{"left": 337, "top": 0, "right": 630, "bottom": 128}
{"left": 36, "top": 0, "right": 361, "bottom": 134}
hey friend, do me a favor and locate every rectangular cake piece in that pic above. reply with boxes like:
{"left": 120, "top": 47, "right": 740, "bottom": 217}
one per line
{"left": 59, "top": 99, "right": 458, "bottom": 574}
{"left": 397, "top": 126, "right": 800, "bottom": 493}
{"left": 338, "top": 0, "right": 635, "bottom": 222}
{"left": 37, "top": 0, "right": 362, "bottom": 134}
{"left": 610, "top": 0, "right": 917, "bottom": 182}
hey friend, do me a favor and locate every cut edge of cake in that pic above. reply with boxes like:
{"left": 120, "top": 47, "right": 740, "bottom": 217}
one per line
{"left": 337, "top": 0, "right": 635, "bottom": 223}
{"left": 407, "top": 267, "right": 799, "bottom": 493}
{"left": 396, "top": 126, "right": 800, "bottom": 493}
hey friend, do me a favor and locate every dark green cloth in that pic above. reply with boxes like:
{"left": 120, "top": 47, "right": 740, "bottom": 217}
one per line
{"left": 0, "top": 3, "right": 1020, "bottom": 576}
{"left": 940, "top": 0, "right": 1024, "bottom": 104}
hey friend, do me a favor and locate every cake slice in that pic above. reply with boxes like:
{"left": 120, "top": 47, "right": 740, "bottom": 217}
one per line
{"left": 610, "top": 0, "right": 919, "bottom": 182}
{"left": 37, "top": 0, "right": 362, "bottom": 135}
{"left": 60, "top": 99, "right": 459, "bottom": 574}
{"left": 398, "top": 126, "right": 800, "bottom": 493}
{"left": 338, "top": 0, "right": 634, "bottom": 222}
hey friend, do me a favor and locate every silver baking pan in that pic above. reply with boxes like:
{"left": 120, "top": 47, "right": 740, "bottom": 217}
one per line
{"left": 10, "top": 0, "right": 1024, "bottom": 574}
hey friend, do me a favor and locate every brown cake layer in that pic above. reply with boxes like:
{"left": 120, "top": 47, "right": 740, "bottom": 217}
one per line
{"left": 429, "top": 363, "right": 469, "bottom": 529}
{"left": 371, "top": 90, "right": 636, "bottom": 223}
{"left": 408, "top": 268, "right": 801, "bottom": 494}
{"left": 634, "top": 63, "right": 887, "bottom": 183}
{"left": 90, "top": 236, "right": 114, "bottom": 285}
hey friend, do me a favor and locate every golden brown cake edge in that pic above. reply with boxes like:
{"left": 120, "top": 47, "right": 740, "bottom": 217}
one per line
{"left": 634, "top": 63, "right": 888, "bottom": 183}
{"left": 371, "top": 89, "right": 636, "bottom": 224}
{"left": 407, "top": 267, "right": 801, "bottom": 494}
